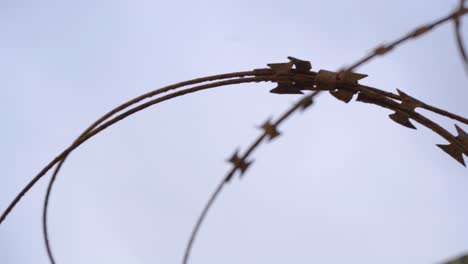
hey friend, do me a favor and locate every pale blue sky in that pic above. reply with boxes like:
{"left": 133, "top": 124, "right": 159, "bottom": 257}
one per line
{"left": 1, "top": 0, "right": 467, "bottom": 263}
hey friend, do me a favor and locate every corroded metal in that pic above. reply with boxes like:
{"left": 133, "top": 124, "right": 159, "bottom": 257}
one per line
{"left": 266, "top": 62, "right": 293, "bottom": 74}
{"left": 270, "top": 81, "right": 303, "bottom": 94}
{"left": 287, "top": 56, "right": 312, "bottom": 73}
{"left": 437, "top": 125, "right": 468, "bottom": 166}
{"left": 315, "top": 70, "right": 367, "bottom": 103}
{"left": 268, "top": 57, "right": 314, "bottom": 94}
{"left": 388, "top": 89, "right": 423, "bottom": 129}
{"left": 226, "top": 150, "right": 252, "bottom": 182}
{"left": 260, "top": 120, "right": 281, "bottom": 141}
{"left": 299, "top": 95, "right": 314, "bottom": 111}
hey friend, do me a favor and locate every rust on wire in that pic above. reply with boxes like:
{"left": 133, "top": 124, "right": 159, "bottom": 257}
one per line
{"left": 287, "top": 56, "right": 312, "bottom": 73}
{"left": 260, "top": 119, "right": 281, "bottom": 141}
{"left": 315, "top": 70, "right": 367, "bottom": 103}
{"left": 1, "top": 2, "right": 468, "bottom": 264}
{"left": 388, "top": 89, "right": 423, "bottom": 129}
{"left": 299, "top": 95, "right": 315, "bottom": 111}
{"left": 270, "top": 81, "right": 304, "bottom": 94}
{"left": 355, "top": 89, "right": 467, "bottom": 166}
{"left": 437, "top": 125, "right": 468, "bottom": 166}
{"left": 267, "top": 57, "right": 315, "bottom": 94}
{"left": 226, "top": 150, "right": 253, "bottom": 181}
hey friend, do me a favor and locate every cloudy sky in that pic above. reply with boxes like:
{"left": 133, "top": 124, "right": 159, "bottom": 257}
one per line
{"left": 1, "top": 0, "right": 467, "bottom": 263}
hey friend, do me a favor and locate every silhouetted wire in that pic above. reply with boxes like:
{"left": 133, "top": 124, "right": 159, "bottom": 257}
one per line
{"left": 355, "top": 88, "right": 465, "bottom": 147}
{"left": 357, "top": 84, "right": 468, "bottom": 124}
{"left": 343, "top": 5, "right": 468, "bottom": 73}
{"left": 6, "top": 74, "right": 290, "bottom": 264}
{"left": 0, "top": 3, "right": 466, "bottom": 264}
{"left": 454, "top": 0, "right": 468, "bottom": 74}
{"left": 182, "top": 7, "right": 468, "bottom": 264}
{"left": 0, "top": 71, "right": 272, "bottom": 225}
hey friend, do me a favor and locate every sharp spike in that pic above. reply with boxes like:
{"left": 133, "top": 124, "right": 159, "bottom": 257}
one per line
{"left": 330, "top": 90, "right": 355, "bottom": 103}
{"left": 437, "top": 144, "right": 466, "bottom": 166}
{"left": 267, "top": 62, "right": 293, "bottom": 74}
{"left": 269, "top": 82, "right": 303, "bottom": 94}
{"left": 340, "top": 71, "right": 368, "bottom": 82}
{"left": 260, "top": 120, "right": 281, "bottom": 141}
{"left": 454, "top": 124, "right": 468, "bottom": 155}
{"left": 299, "top": 96, "right": 314, "bottom": 111}
{"left": 455, "top": 124, "right": 468, "bottom": 140}
{"left": 227, "top": 150, "right": 253, "bottom": 178}
{"left": 287, "top": 56, "right": 312, "bottom": 73}
{"left": 389, "top": 112, "right": 417, "bottom": 129}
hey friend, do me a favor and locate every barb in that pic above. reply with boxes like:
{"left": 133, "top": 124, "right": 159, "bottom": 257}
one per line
{"left": 355, "top": 90, "right": 468, "bottom": 166}
{"left": 358, "top": 85, "right": 468, "bottom": 125}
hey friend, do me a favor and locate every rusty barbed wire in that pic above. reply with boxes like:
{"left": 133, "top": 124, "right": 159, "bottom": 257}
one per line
{"left": 0, "top": 2, "right": 467, "bottom": 264}
{"left": 182, "top": 6, "right": 468, "bottom": 264}
{"left": 181, "top": 62, "right": 468, "bottom": 264}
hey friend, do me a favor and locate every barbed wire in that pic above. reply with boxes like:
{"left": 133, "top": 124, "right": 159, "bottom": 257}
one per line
{"left": 0, "top": 2, "right": 466, "bottom": 264}
{"left": 182, "top": 5, "right": 468, "bottom": 264}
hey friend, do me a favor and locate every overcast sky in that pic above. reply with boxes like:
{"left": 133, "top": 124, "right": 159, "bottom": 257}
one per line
{"left": 1, "top": 0, "right": 468, "bottom": 263}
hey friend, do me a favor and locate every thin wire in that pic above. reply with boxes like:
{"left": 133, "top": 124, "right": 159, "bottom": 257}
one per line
{"left": 357, "top": 85, "right": 468, "bottom": 125}
{"left": 39, "top": 75, "right": 286, "bottom": 263}
{"left": 0, "top": 71, "right": 264, "bottom": 225}
{"left": 345, "top": 6, "right": 468, "bottom": 72}
{"left": 454, "top": 0, "right": 468, "bottom": 74}
{"left": 1, "top": 3, "right": 466, "bottom": 264}
{"left": 182, "top": 91, "right": 320, "bottom": 264}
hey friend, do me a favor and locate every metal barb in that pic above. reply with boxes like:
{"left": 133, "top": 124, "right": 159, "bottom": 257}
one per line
{"left": 315, "top": 70, "right": 367, "bottom": 103}
{"left": 437, "top": 143, "right": 466, "bottom": 166}
{"left": 436, "top": 125, "right": 468, "bottom": 166}
{"left": 260, "top": 120, "right": 281, "bottom": 141}
{"left": 387, "top": 89, "right": 422, "bottom": 129}
{"left": 330, "top": 90, "right": 355, "bottom": 103}
{"left": 299, "top": 95, "right": 314, "bottom": 111}
{"left": 287, "top": 56, "right": 312, "bottom": 73}
{"left": 269, "top": 81, "right": 304, "bottom": 94}
{"left": 267, "top": 62, "right": 293, "bottom": 75}
{"left": 389, "top": 112, "right": 417, "bottom": 129}
{"left": 226, "top": 150, "right": 252, "bottom": 181}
